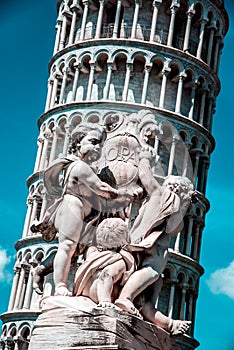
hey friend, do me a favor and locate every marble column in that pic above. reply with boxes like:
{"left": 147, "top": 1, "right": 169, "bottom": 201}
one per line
{"left": 45, "top": 78, "right": 53, "bottom": 112}
{"left": 8, "top": 266, "right": 21, "bottom": 311}
{"left": 23, "top": 268, "right": 33, "bottom": 309}
{"left": 168, "top": 135, "right": 179, "bottom": 175}
{"left": 188, "top": 81, "right": 198, "bottom": 120}
{"left": 198, "top": 87, "right": 208, "bottom": 125}
{"left": 196, "top": 19, "right": 207, "bottom": 59}
{"left": 131, "top": 0, "right": 140, "bottom": 39}
{"left": 113, "top": 0, "right": 122, "bottom": 38}
{"left": 80, "top": 0, "right": 89, "bottom": 40}
{"left": 53, "top": 16, "right": 63, "bottom": 54}
{"left": 213, "top": 36, "right": 223, "bottom": 73}
{"left": 30, "top": 196, "right": 40, "bottom": 229}
{"left": 150, "top": 0, "right": 161, "bottom": 42}
{"left": 122, "top": 63, "right": 132, "bottom": 101}
{"left": 179, "top": 284, "right": 188, "bottom": 320}
{"left": 103, "top": 62, "right": 114, "bottom": 99}
{"left": 18, "top": 264, "right": 30, "bottom": 309}
{"left": 159, "top": 67, "right": 170, "bottom": 108}
{"left": 192, "top": 224, "right": 201, "bottom": 260}
{"left": 49, "top": 126, "right": 60, "bottom": 163}
{"left": 187, "top": 292, "right": 194, "bottom": 323}
{"left": 183, "top": 10, "right": 194, "bottom": 52}
{"left": 86, "top": 61, "right": 95, "bottom": 100}
{"left": 63, "top": 123, "right": 71, "bottom": 155}
{"left": 141, "top": 64, "right": 152, "bottom": 104}
{"left": 175, "top": 73, "right": 186, "bottom": 114}
{"left": 59, "top": 12, "right": 69, "bottom": 50}
{"left": 14, "top": 266, "right": 26, "bottom": 309}
{"left": 192, "top": 150, "right": 201, "bottom": 184}
{"left": 33, "top": 136, "right": 44, "bottom": 172}
{"left": 71, "top": 63, "right": 81, "bottom": 101}
{"left": 50, "top": 73, "right": 60, "bottom": 108}
{"left": 167, "top": 2, "right": 179, "bottom": 47}
{"left": 40, "top": 130, "right": 52, "bottom": 169}
{"left": 59, "top": 68, "right": 69, "bottom": 104}
{"left": 185, "top": 217, "right": 194, "bottom": 256}
{"left": 22, "top": 198, "right": 33, "bottom": 238}
{"left": 69, "top": 3, "right": 79, "bottom": 45}
{"left": 174, "top": 231, "right": 181, "bottom": 253}
{"left": 168, "top": 280, "right": 176, "bottom": 318}
{"left": 205, "top": 93, "right": 215, "bottom": 130}
{"left": 95, "top": 0, "right": 105, "bottom": 39}
{"left": 182, "top": 143, "right": 191, "bottom": 177}
{"left": 39, "top": 190, "right": 47, "bottom": 221}
{"left": 206, "top": 24, "right": 216, "bottom": 66}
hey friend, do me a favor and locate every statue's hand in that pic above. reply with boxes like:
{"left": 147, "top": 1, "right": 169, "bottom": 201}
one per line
{"left": 139, "top": 147, "right": 156, "bottom": 161}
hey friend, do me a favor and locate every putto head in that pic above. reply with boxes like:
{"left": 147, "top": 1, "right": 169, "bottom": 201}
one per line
{"left": 96, "top": 218, "right": 129, "bottom": 250}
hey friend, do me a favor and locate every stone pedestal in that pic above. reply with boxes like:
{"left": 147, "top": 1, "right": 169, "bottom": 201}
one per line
{"left": 29, "top": 296, "right": 179, "bottom": 350}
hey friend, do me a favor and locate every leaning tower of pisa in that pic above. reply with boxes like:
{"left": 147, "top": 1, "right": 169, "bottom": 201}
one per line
{"left": 0, "top": 0, "right": 229, "bottom": 349}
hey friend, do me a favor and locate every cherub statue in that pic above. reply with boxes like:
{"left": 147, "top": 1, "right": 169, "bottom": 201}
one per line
{"left": 73, "top": 217, "right": 191, "bottom": 336}
{"left": 31, "top": 122, "right": 134, "bottom": 297}
{"left": 114, "top": 156, "right": 194, "bottom": 335}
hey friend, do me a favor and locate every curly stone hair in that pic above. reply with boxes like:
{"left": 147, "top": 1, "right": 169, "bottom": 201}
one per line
{"left": 96, "top": 218, "right": 129, "bottom": 250}
{"left": 68, "top": 122, "right": 106, "bottom": 154}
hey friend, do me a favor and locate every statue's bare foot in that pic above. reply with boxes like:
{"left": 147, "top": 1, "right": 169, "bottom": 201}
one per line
{"left": 97, "top": 301, "right": 117, "bottom": 309}
{"left": 54, "top": 284, "right": 72, "bottom": 297}
{"left": 32, "top": 265, "right": 45, "bottom": 295}
{"left": 169, "top": 320, "right": 192, "bottom": 335}
{"left": 115, "top": 298, "right": 143, "bottom": 319}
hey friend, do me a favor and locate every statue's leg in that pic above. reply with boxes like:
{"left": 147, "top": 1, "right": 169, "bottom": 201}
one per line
{"left": 115, "top": 266, "right": 159, "bottom": 316}
{"left": 54, "top": 233, "right": 77, "bottom": 296}
{"left": 53, "top": 195, "right": 85, "bottom": 296}
{"left": 32, "top": 251, "right": 56, "bottom": 295}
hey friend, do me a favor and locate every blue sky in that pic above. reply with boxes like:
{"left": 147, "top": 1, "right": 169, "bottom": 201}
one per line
{"left": 0, "top": 1, "right": 234, "bottom": 349}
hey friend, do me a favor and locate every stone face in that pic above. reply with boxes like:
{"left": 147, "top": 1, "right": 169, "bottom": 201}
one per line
{"left": 29, "top": 296, "right": 179, "bottom": 350}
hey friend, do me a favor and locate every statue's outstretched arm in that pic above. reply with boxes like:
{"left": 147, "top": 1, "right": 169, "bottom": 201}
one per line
{"left": 77, "top": 162, "right": 118, "bottom": 199}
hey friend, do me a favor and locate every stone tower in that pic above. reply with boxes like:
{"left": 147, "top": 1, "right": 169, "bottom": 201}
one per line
{"left": 0, "top": 0, "right": 229, "bottom": 349}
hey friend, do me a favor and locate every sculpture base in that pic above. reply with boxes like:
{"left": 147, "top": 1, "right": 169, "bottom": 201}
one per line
{"left": 29, "top": 296, "right": 178, "bottom": 350}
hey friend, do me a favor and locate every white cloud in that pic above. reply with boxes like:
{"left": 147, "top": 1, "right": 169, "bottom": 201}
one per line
{"left": 207, "top": 261, "right": 234, "bottom": 299}
{"left": 0, "top": 248, "right": 13, "bottom": 283}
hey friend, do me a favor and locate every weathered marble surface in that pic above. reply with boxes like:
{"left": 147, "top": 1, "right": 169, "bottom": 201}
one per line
{"left": 29, "top": 296, "right": 179, "bottom": 350}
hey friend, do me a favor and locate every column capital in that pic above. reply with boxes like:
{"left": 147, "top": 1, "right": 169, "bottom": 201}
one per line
{"left": 44, "top": 128, "right": 53, "bottom": 138}
{"left": 144, "top": 63, "right": 153, "bottom": 73}
{"left": 170, "top": 0, "right": 180, "bottom": 10}
{"left": 21, "top": 262, "right": 31, "bottom": 271}
{"left": 27, "top": 197, "right": 34, "bottom": 206}
{"left": 199, "top": 18, "right": 208, "bottom": 26}
{"left": 82, "top": 0, "right": 89, "bottom": 6}
{"left": 126, "top": 62, "right": 133, "bottom": 71}
{"left": 179, "top": 72, "right": 187, "bottom": 80}
{"left": 161, "top": 66, "right": 171, "bottom": 76}
{"left": 71, "top": 3, "right": 81, "bottom": 12}
{"left": 187, "top": 8, "right": 195, "bottom": 16}
{"left": 153, "top": 0, "right": 162, "bottom": 6}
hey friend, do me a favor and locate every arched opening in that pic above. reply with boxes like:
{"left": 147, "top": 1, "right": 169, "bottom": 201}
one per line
{"left": 165, "top": 62, "right": 180, "bottom": 112}
{"left": 111, "top": 53, "right": 127, "bottom": 101}
{"left": 147, "top": 58, "right": 164, "bottom": 106}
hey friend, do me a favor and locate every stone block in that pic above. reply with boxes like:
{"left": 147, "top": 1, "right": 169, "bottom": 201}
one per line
{"left": 29, "top": 296, "right": 179, "bottom": 350}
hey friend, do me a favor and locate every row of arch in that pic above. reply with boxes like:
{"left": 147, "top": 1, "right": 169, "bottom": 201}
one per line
{"left": 7, "top": 246, "right": 57, "bottom": 313}
{"left": 54, "top": 0, "right": 226, "bottom": 73}
{"left": 1, "top": 322, "right": 31, "bottom": 350}
{"left": 34, "top": 110, "right": 212, "bottom": 195}
{"left": 46, "top": 49, "right": 217, "bottom": 130}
